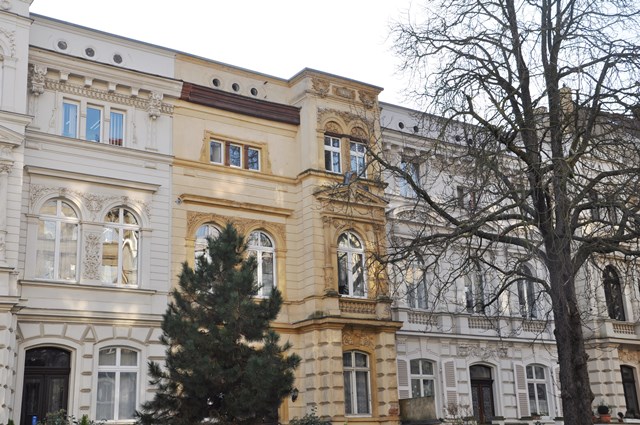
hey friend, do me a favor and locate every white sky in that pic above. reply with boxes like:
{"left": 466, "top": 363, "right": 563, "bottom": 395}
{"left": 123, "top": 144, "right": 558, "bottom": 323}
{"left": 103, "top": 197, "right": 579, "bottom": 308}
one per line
{"left": 29, "top": 0, "right": 418, "bottom": 107}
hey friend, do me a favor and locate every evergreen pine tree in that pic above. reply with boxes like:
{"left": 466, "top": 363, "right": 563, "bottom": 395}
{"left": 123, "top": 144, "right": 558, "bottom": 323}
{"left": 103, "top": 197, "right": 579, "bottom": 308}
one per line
{"left": 137, "top": 223, "right": 300, "bottom": 425}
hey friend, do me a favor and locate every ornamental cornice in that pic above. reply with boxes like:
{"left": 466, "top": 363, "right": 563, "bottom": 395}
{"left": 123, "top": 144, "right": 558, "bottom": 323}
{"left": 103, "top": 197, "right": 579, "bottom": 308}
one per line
{"left": 458, "top": 344, "right": 508, "bottom": 360}
{"left": 44, "top": 79, "right": 174, "bottom": 115}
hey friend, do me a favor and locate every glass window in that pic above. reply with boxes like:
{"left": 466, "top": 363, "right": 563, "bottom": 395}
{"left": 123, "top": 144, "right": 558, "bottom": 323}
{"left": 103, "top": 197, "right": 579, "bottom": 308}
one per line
{"left": 248, "top": 231, "right": 276, "bottom": 297}
{"left": 247, "top": 147, "right": 260, "bottom": 170}
{"left": 62, "top": 101, "right": 79, "bottom": 138}
{"left": 109, "top": 111, "right": 125, "bottom": 146}
{"left": 410, "top": 359, "right": 435, "bottom": 398}
{"left": 518, "top": 265, "right": 538, "bottom": 319}
{"left": 399, "top": 160, "right": 419, "bottom": 198}
{"left": 101, "top": 207, "right": 139, "bottom": 286}
{"left": 343, "top": 351, "right": 371, "bottom": 415}
{"left": 195, "top": 224, "right": 220, "bottom": 266}
{"left": 337, "top": 232, "right": 366, "bottom": 297}
{"left": 229, "top": 144, "right": 242, "bottom": 167}
{"left": 526, "top": 365, "right": 550, "bottom": 416}
{"left": 465, "top": 262, "right": 485, "bottom": 313}
{"left": 350, "top": 141, "right": 366, "bottom": 177}
{"left": 604, "top": 265, "right": 626, "bottom": 321}
{"left": 35, "top": 199, "right": 79, "bottom": 281}
{"left": 407, "top": 263, "right": 428, "bottom": 309}
{"left": 97, "top": 347, "right": 138, "bottom": 421}
{"left": 210, "top": 141, "right": 224, "bottom": 164}
{"left": 324, "top": 135, "right": 341, "bottom": 173}
{"left": 86, "top": 106, "right": 102, "bottom": 142}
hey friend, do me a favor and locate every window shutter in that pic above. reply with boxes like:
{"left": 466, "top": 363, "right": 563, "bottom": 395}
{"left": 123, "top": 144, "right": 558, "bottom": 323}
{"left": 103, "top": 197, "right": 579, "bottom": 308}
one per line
{"left": 224, "top": 141, "right": 230, "bottom": 166}
{"left": 554, "top": 366, "right": 562, "bottom": 417}
{"left": 442, "top": 360, "right": 458, "bottom": 411}
{"left": 243, "top": 145, "right": 249, "bottom": 169}
{"left": 514, "top": 363, "right": 530, "bottom": 418}
{"left": 397, "top": 359, "right": 410, "bottom": 399}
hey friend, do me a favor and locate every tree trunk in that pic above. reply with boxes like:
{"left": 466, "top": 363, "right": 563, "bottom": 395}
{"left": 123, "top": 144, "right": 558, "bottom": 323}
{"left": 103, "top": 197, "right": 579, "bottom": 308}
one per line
{"left": 547, "top": 243, "right": 594, "bottom": 424}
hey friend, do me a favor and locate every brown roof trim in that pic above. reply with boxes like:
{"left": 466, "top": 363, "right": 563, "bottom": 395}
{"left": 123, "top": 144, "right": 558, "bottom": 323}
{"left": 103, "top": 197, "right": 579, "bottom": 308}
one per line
{"left": 180, "top": 82, "right": 300, "bottom": 125}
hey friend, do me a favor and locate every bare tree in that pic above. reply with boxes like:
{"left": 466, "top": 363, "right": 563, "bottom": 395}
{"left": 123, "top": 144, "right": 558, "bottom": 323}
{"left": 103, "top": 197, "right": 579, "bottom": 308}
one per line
{"left": 377, "top": 0, "right": 640, "bottom": 423}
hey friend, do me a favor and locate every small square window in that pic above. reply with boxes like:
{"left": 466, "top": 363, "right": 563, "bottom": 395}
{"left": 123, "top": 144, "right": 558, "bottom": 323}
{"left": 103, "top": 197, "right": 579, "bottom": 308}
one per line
{"left": 229, "top": 144, "right": 242, "bottom": 167}
{"left": 247, "top": 147, "right": 260, "bottom": 170}
{"left": 210, "top": 140, "right": 224, "bottom": 164}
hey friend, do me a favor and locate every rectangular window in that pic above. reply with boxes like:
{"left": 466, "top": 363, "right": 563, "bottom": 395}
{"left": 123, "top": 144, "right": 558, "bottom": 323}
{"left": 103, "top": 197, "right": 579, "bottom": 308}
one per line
{"left": 399, "top": 161, "right": 419, "bottom": 198}
{"left": 229, "top": 144, "right": 242, "bottom": 167}
{"left": 86, "top": 106, "right": 102, "bottom": 142}
{"left": 344, "top": 351, "right": 371, "bottom": 415}
{"left": 210, "top": 140, "right": 224, "bottom": 164}
{"left": 62, "top": 101, "right": 79, "bottom": 138}
{"left": 109, "top": 111, "right": 125, "bottom": 146}
{"left": 247, "top": 147, "right": 260, "bottom": 170}
{"left": 324, "top": 135, "right": 341, "bottom": 173}
{"left": 97, "top": 347, "right": 139, "bottom": 420}
{"left": 350, "top": 141, "right": 366, "bottom": 177}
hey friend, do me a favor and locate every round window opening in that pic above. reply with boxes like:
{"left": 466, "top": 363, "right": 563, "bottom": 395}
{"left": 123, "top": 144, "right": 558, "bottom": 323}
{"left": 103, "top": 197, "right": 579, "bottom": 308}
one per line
{"left": 232, "top": 83, "right": 240, "bottom": 92}
{"left": 113, "top": 54, "right": 123, "bottom": 64}
{"left": 250, "top": 88, "right": 258, "bottom": 96}
{"left": 85, "top": 47, "right": 95, "bottom": 57}
{"left": 57, "top": 40, "right": 68, "bottom": 50}
{"left": 212, "top": 78, "right": 221, "bottom": 87}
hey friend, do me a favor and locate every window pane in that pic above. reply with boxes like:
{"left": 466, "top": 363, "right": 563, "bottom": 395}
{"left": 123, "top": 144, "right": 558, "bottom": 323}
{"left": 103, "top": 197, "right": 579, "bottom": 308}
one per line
{"left": 229, "top": 145, "right": 242, "bottom": 167}
{"left": 120, "top": 349, "right": 138, "bottom": 366}
{"left": 105, "top": 208, "right": 119, "bottom": 223}
{"left": 526, "top": 365, "right": 533, "bottom": 379}
{"left": 351, "top": 253, "right": 365, "bottom": 297}
{"left": 410, "top": 359, "right": 420, "bottom": 375}
{"left": 62, "top": 102, "right": 78, "bottom": 138}
{"left": 355, "top": 352, "right": 367, "bottom": 367}
{"left": 97, "top": 372, "right": 115, "bottom": 420}
{"left": 121, "top": 229, "right": 138, "bottom": 285}
{"left": 86, "top": 106, "right": 102, "bottom": 142}
{"left": 119, "top": 372, "right": 137, "bottom": 419}
{"left": 423, "top": 379, "right": 434, "bottom": 396}
{"left": 60, "top": 202, "right": 76, "bottom": 218}
{"left": 342, "top": 352, "right": 352, "bottom": 367}
{"left": 411, "top": 379, "right": 421, "bottom": 398}
{"left": 123, "top": 209, "right": 138, "bottom": 225}
{"left": 535, "top": 366, "right": 545, "bottom": 379}
{"left": 421, "top": 360, "right": 433, "bottom": 375}
{"left": 260, "top": 233, "right": 272, "bottom": 247}
{"left": 102, "top": 227, "right": 118, "bottom": 283}
{"left": 338, "top": 252, "right": 349, "bottom": 295}
{"left": 261, "top": 251, "right": 274, "bottom": 296}
{"left": 109, "top": 111, "right": 124, "bottom": 146}
{"left": 248, "top": 148, "right": 260, "bottom": 170}
{"left": 343, "top": 371, "right": 353, "bottom": 414}
{"left": 355, "top": 371, "right": 370, "bottom": 413}
{"left": 99, "top": 348, "right": 117, "bottom": 366}
{"left": 210, "top": 141, "right": 223, "bottom": 163}
{"left": 40, "top": 200, "right": 58, "bottom": 216}
{"left": 59, "top": 222, "right": 78, "bottom": 280}
{"left": 36, "top": 220, "right": 55, "bottom": 279}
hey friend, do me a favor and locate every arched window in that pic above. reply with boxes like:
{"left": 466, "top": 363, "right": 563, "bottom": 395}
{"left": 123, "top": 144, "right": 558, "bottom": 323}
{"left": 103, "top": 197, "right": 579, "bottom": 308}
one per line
{"left": 343, "top": 351, "right": 371, "bottom": 415}
{"left": 410, "top": 359, "right": 435, "bottom": 398}
{"left": 97, "top": 347, "right": 139, "bottom": 421}
{"left": 407, "top": 262, "right": 427, "bottom": 309}
{"left": 337, "top": 232, "right": 366, "bottom": 297}
{"left": 35, "top": 199, "right": 79, "bottom": 281}
{"left": 465, "top": 261, "right": 485, "bottom": 313}
{"left": 603, "top": 265, "right": 625, "bottom": 321}
{"left": 194, "top": 223, "right": 220, "bottom": 265}
{"left": 526, "top": 365, "right": 550, "bottom": 416}
{"left": 518, "top": 265, "right": 537, "bottom": 319}
{"left": 248, "top": 231, "right": 276, "bottom": 297}
{"left": 101, "top": 207, "right": 139, "bottom": 286}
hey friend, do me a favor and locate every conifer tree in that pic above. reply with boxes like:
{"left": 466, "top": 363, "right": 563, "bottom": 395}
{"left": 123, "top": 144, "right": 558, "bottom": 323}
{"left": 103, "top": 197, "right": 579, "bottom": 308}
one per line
{"left": 137, "top": 223, "right": 300, "bottom": 425}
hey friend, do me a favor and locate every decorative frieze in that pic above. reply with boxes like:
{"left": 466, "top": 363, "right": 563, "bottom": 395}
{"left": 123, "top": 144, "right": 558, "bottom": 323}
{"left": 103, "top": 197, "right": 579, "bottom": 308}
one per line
{"left": 29, "top": 64, "right": 47, "bottom": 96}
{"left": 343, "top": 328, "right": 375, "bottom": 349}
{"left": 82, "top": 233, "right": 102, "bottom": 280}
{"left": 0, "top": 26, "right": 15, "bottom": 57}
{"left": 311, "top": 78, "right": 330, "bottom": 98}
{"left": 458, "top": 344, "right": 508, "bottom": 360}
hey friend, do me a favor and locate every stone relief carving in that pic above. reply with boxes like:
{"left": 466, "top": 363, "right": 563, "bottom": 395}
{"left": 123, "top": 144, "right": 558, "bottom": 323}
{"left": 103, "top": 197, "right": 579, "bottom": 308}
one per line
{"left": 147, "top": 91, "right": 163, "bottom": 119}
{"left": 0, "top": 26, "right": 15, "bottom": 57}
{"left": 324, "top": 121, "right": 342, "bottom": 134}
{"left": 334, "top": 86, "right": 355, "bottom": 100}
{"left": 458, "top": 344, "right": 508, "bottom": 360}
{"left": 29, "top": 64, "right": 47, "bottom": 96}
{"left": 45, "top": 80, "right": 173, "bottom": 115}
{"left": 317, "top": 108, "right": 373, "bottom": 131}
{"left": 83, "top": 233, "right": 102, "bottom": 280}
{"left": 358, "top": 90, "right": 376, "bottom": 109}
{"left": 0, "top": 161, "right": 12, "bottom": 174}
{"left": 30, "top": 184, "right": 150, "bottom": 220}
{"left": 0, "top": 1, "right": 10, "bottom": 11}
{"left": 343, "top": 328, "right": 374, "bottom": 349}
{"left": 619, "top": 349, "right": 640, "bottom": 364}
{"left": 185, "top": 211, "right": 285, "bottom": 244}
{"left": 311, "top": 78, "right": 331, "bottom": 97}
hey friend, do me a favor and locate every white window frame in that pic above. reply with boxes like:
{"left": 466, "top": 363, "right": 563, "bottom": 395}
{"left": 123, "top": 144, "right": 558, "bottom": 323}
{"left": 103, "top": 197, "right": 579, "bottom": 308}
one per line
{"left": 62, "top": 100, "right": 79, "bottom": 138}
{"left": 210, "top": 140, "right": 225, "bottom": 164}
{"left": 465, "top": 262, "right": 485, "bottom": 314}
{"left": 101, "top": 207, "right": 140, "bottom": 286}
{"left": 337, "top": 231, "right": 367, "bottom": 298}
{"left": 518, "top": 265, "right": 538, "bottom": 319}
{"left": 96, "top": 347, "right": 139, "bottom": 421}
{"left": 86, "top": 105, "right": 103, "bottom": 142}
{"left": 34, "top": 199, "right": 79, "bottom": 282}
{"left": 109, "top": 110, "right": 126, "bottom": 146}
{"left": 247, "top": 147, "right": 261, "bottom": 171}
{"left": 350, "top": 141, "right": 367, "bottom": 177}
{"left": 407, "top": 263, "right": 428, "bottom": 310}
{"left": 248, "top": 230, "right": 276, "bottom": 297}
{"left": 526, "top": 364, "right": 550, "bottom": 417}
{"left": 410, "top": 359, "right": 435, "bottom": 398}
{"left": 228, "top": 143, "right": 243, "bottom": 168}
{"left": 194, "top": 223, "right": 221, "bottom": 266}
{"left": 399, "top": 160, "right": 419, "bottom": 198}
{"left": 343, "top": 351, "right": 372, "bottom": 416}
{"left": 60, "top": 98, "right": 128, "bottom": 146}
{"left": 324, "top": 135, "right": 342, "bottom": 173}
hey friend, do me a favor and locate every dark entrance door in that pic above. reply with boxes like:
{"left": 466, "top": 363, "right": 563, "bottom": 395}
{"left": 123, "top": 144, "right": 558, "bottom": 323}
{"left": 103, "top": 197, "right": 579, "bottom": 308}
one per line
{"left": 21, "top": 348, "right": 71, "bottom": 425}
{"left": 622, "top": 366, "right": 640, "bottom": 418}
{"left": 470, "top": 365, "right": 494, "bottom": 424}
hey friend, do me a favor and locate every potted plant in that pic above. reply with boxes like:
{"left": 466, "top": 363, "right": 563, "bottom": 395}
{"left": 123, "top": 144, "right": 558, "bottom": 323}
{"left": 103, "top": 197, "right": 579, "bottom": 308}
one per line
{"left": 598, "top": 402, "right": 612, "bottom": 423}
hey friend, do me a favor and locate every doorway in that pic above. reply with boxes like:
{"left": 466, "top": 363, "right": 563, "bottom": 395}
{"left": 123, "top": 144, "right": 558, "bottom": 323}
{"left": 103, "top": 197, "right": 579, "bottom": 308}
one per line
{"left": 470, "top": 365, "right": 494, "bottom": 424}
{"left": 622, "top": 366, "right": 640, "bottom": 418}
{"left": 21, "top": 348, "right": 71, "bottom": 425}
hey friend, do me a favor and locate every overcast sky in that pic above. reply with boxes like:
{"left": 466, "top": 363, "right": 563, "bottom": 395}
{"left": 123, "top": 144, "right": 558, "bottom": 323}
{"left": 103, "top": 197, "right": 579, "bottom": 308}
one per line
{"left": 29, "top": 0, "right": 419, "bottom": 108}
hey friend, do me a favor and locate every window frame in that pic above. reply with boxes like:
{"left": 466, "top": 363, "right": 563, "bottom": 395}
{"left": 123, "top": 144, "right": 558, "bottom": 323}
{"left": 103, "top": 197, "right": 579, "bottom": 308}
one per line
{"left": 109, "top": 110, "right": 126, "bottom": 146}
{"left": 517, "top": 265, "right": 538, "bottom": 319}
{"left": 526, "top": 364, "right": 550, "bottom": 417}
{"left": 247, "top": 146, "right": 261, "bottom": 171}
{"left": 62, "top": 100, "right": 79, "bottom": 139}
{"left": 247, "top": 230, "right": 276, "bottom": 297}
{"left": 350, "top": 140, "right": 367, "bottom": 177}
{"left": 86, "top": 105, "right": 103, "bottom": 142}
{"left": 208, "top": 139, "right": 262, "bottom": 171}
{"left": 101, "top": 207, "right": 140, "bottom": 287}
{"left": 465, "top": 261, "right": 485, "bottom": 314}
{"left": 228, "top": 143, "right": 243, "bottom": 168}
{"left": 194, "top": 223, "right": 221, "bottom": 266}
{"left": 399, "top": 160, "right": 419, "bottom": 198}
{"left": 603, "top": 265, "right": 626, "bottom": 321}
{"left": 34, "top": 199, "right": 80, "bottom": 282}
{"left": 337, "top": 231, "right": 367, "bottom": 298}
{"left": 406, "top": 262, "right": 428, "bottom": 310}
{"left": 343, "top": 350, "right": 372, "bottom": 416}
{"left": 410, "top": 359, "right": 435, "bottom": 399}
{"left": 210, "top": 140, "right": 224, "bottom": 164}
{"left": 60, "top": 98, "right": 128, "bottom": 146}
{"left": 96, "top": 347, "right": 140, "bottom": 421}
{"left": 324, "top": 135, "right": 342, "bottom": 173}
